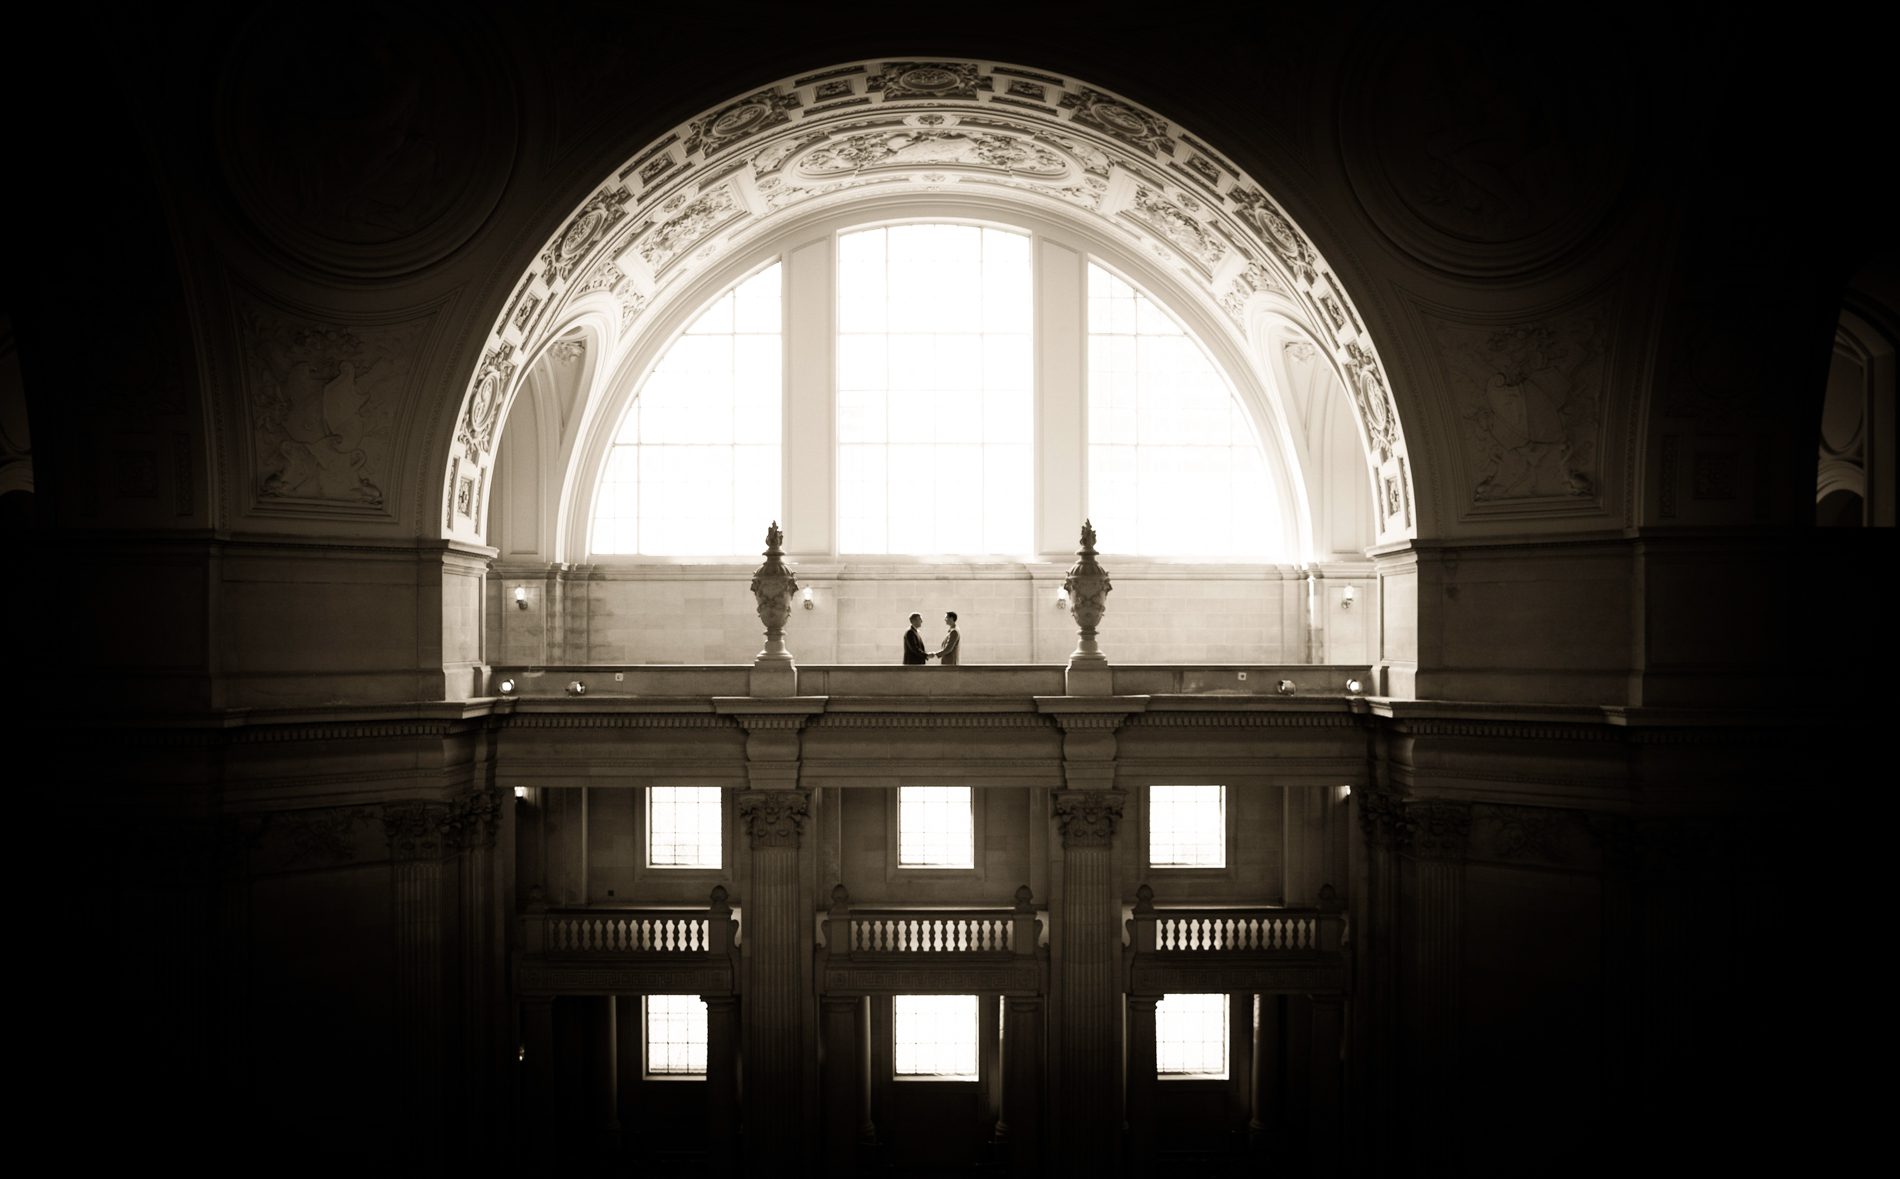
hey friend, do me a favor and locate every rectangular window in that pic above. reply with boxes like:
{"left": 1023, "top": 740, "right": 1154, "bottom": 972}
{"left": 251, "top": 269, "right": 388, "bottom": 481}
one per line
{"left": 1156, "top": 992, "right": 1228, "bottom": 1079}
{"left": 643, "top": 995, "right": 708, "bottom": 1078}
{"left": 898, "top": 786, "right": 974, "bottom": 868}
{"left": 894, "top": 995, "right": 979, "bottom": 1080}
{"left": 1149, "top": 785, "right": 1225, "bottom": 868}
{"left": 647, "top": 786, "right": 722, "bottom": 869}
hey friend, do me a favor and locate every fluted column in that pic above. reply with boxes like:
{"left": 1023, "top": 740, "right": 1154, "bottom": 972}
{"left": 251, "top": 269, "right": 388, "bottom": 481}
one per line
{"left": 1403, "top": 799, "right": 1471, "bottom": 1172}
{"left": 450, "top": 786, "right": 505, "bottom": 1164}
{"left": 384, "top": 800, "right": 449, "bottom": 1173}
{"left": 737, "top": 788, "right": 811, "bottom": 1171}
{"left": 1353, "top": 786, "right": 1408, "bottom": 1172}
{"left": 1125, "top": 994, "right": 1158, "bottom": 1169}
{"left": 822, "top": 996, "right": 861, "bottom": 1175}
{"left": 1003, "top": 996, "right": 1044, "bottom": 1174}
{"left": 1052, "top": 789, "right": 1125, "bottom": 1171}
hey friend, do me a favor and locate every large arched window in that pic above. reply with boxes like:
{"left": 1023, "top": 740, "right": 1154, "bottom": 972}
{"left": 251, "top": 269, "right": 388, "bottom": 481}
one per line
{"left": 583, "top": 216, "right": 1296, "bottom": 562}
{"left": 592, "top": 263, "right": 782, "bottom": 555}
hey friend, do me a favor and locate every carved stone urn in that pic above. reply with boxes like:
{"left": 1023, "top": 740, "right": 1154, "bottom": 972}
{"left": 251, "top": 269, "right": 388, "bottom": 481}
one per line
{"left": 750, "top": 521, "right": 799, "bottom": 662}
{"left": 1062, "top": 519, "right": 1113, "bottom": 683}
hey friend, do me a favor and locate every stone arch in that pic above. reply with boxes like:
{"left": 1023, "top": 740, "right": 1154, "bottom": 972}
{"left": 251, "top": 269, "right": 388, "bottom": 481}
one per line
{"left": 444, "top": 59, "right": 1416, "bottom": 555}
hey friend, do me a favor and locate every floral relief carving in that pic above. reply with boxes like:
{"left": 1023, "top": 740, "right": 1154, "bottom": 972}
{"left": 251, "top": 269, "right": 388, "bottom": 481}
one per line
{"left": 1053, "top": 790, "right": 1126, "bottom": 847}
{"left": 794, "top": 128, "right": 1069, "bottom": 179}
{"left": 1344, "top": 341, "right": 1401, "bottom": 465}
{"left": 638, "top": 186, "right": 742, "bottom": 271}
{"left": 1439, "top": 313, "right": 1604, "bottom": 503}
{"left": 1059, "top": 87, "right": 1174, "bottom": 156}
{"left": 1126, "top": 186, "right": 1226, "bottom": 270}
{"left": 684, "top": 87, "right": 801, "bottom": 157}
{"left": 457, "top": 343, "right": 516, "bottom": 466}
{"left": 1228, "top": 188, "right": 1318, "bottom": 284}
{"left": 542, "top": 187, "right": 633, "bottom": 282}
{"left": 868, "top": 62, "right": 990, "bottom": 100}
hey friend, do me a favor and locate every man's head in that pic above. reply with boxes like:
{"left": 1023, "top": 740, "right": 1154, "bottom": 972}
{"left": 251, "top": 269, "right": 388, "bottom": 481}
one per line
{"left": 909, "top": 613, "right": 922, "bottom": 628}
{"left": 944, "top": 612, "right": 958, "bottom": 627}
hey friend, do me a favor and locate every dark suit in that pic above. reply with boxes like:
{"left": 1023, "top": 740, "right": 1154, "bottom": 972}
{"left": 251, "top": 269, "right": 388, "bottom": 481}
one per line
{"left": 903, "top": 627, "right": 928, "bottom": 665}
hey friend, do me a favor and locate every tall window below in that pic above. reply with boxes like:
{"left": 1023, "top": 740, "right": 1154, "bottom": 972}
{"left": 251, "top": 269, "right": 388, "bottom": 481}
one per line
{"left": 594, "top": 262, "right": 782, "bottom": 555}
{"left": 1156, "top": 992, "right": 1228, "bottom": 1079}
{"left": 1149, "top": 785, "right": 1225, "bottom": 868}
{"left": 837, "top": 224, "right": 1033, "bottom": 555}
{"left": 898, "top": 786, "right": 974, "bottom": 868}
{"left": 643, "top": 995, "right": 708, "bottom": 1078}
{"left": 1088, "top": 263, "right": 1275, "bottom": 556}
{"left": 894, "top": 994, "right": 979, "bottom": 1080}
{"left": 648, "top": 786, "right": 722, "bottom": 869}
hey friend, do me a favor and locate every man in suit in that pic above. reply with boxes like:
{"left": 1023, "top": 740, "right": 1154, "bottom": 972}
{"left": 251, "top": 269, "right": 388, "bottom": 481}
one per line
{"left": 903, "top": 612, "right": 928, "bottom": 665}
{"left": 932, "top": 611, "right": 960, "bottom": 666}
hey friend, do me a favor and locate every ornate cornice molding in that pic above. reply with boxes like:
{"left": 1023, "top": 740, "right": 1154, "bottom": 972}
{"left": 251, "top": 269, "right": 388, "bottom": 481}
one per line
{"left": 1053, "top": 790, "right": 1126, "bottom": 847}
{"left": 504, "top": 714, "right": 733, "bottom": 729}
{"left": 738, "top": 790, "right": 810, "bottom": 848}
{"left": 812, "top": 714, "right": 1051, "bottom": 728}
{"left": 1127, "top": 712, "right": 1364, "bottom": 728}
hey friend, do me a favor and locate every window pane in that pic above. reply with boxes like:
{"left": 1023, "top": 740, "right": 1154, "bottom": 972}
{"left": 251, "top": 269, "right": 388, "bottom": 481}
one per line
{"left": 592, "top": 263, "right": 782, "bottom": 554}
{"left": 648, "top": 786, "right": 722, "bottom": 869}
{"left": 836, "top": 224, "right": 1032, "bottom": 554}
{"left": 1086, "top": 263, "right": 1278, "bottom": 557}
{"left": 1149, "top": 785, "right": 1225, "bottom": 868}
{"left": 898, "top": 786, "right": 974, "bottom": 868}
{"left": 1156, "top": 993, "right": 1228, "bottom": 1079}
{"left": 644, "top": 995, "right": 708, "bottom": 1077}
{"left": 894, "top": 995, "right": 979, "bottom": 1080}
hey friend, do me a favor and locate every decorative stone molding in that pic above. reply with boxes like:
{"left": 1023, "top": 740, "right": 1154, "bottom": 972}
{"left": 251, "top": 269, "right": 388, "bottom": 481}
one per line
{"left": 1053, "top": 790, "right": 1126, "bottom": 847}
{"left": 738, "top": 790, "right": 810, "bottom": 848}
{"left": 1357, "top": 787, "right": 1412, "bottom": 851}
{"left": 448, "top": 58, "right": 1415, "bottom": 547}
{"left": 257, "top": 805, "right": 378, "bottom": 872}
{"left": 382, "top": 801, "right": 450, "bottom": 861}
{"left": 446, "top": 787, "right": 504, "bottom": 852}
{"left": 1473, "top": 803, "right": 1587, "bottom": 868}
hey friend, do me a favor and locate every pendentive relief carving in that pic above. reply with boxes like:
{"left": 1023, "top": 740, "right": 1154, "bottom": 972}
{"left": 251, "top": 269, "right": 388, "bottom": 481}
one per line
{"left": 738, "top": 790, "right": 810, "bottom": 848}
{"left": 242, "top": 301, "right": 425, "bottom": 514}
{"left": 1434, "top": 307, "right": 1607, "bottom": 510}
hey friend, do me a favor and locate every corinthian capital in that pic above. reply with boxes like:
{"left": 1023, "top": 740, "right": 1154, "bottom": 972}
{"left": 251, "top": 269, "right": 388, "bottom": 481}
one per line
{"left": 1053, "top": 790, "right": 1126, "bottom": 848}
{"left": 738, "top": 790, "right": 810, "bottom": 848}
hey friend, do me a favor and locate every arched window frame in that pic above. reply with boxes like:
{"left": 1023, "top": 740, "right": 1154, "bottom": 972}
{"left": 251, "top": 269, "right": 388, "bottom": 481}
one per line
{"left": 564, "top": 195, "right": 1315, "bottom": 564}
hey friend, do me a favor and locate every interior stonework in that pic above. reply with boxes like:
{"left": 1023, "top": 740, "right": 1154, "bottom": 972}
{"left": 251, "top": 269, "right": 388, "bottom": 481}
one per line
{"left": 12, "top": 4, "right": 1892, "bottom": 1177}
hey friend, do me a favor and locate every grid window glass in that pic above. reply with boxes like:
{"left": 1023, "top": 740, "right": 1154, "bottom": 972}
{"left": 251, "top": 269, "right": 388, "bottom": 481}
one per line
{"left": 894, "top": 994, "right": 979, "bottom": 1080}
{"left": 643, "top": 995, "right": 708, "bottom": 1077}
{"left": 594, "top": 262, "right": 782, "bottom": 555}
{"left": 898, "top": 786, "right": 974, "bottom": 868}
{"left": 1087, "top": 263, "right": 1276, "bottom": 556}
{"left": 648, "top": 786, "right": 722, "bottom": 869}
{"left": 1149, "top": 785, "right": 1226, "bottom": 868}
{"left": 1156, "top": 992, "right": 1228, "bottom": 1079}
{"left": 837, "top": 224, "right": 1033, "bottom": 555}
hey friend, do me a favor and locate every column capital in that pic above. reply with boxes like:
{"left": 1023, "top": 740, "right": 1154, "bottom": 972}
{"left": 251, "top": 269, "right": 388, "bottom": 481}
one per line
{"left": 738, "top": 789, "right": 811, "bottom": 848}
{"left": 446, "top": 786, "right": 504, "bottom": 852}
{"left": 1406, "top": 799, "right": 1472, "bottom": 862}
{"left": 1053, "top": 789, "right": 1126, "bottom": 848}
{"left": 382, "top": 800, "right": 451, "bottom": 861}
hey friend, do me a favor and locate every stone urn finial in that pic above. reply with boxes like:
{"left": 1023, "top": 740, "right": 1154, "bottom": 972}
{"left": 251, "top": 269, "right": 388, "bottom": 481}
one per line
{"left": 1062, "top": 518, "right": 1112, "bottom": 666}
{"left": 749, "top": 520, "right": 798, "bottom": 665}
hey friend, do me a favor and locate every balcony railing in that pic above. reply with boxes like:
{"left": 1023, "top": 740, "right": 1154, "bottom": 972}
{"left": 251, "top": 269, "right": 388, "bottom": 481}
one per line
{"left": 820, "top": 885, "right": 1044, "bottom": 960}
{"left": 519, "top": 887, "right": 738, "bottom": 958}
{"left": 1126, "top": 884, "right": 1345, "bottom": 956}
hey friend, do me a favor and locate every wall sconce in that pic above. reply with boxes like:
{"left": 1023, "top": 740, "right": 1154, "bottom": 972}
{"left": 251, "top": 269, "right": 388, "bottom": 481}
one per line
{"left": 1277, "top": 679, "right": 1296, "bottom": 695}
{"left": 1340, "top": 585, "right": 1355, "bottom": 610}
{"left": 1055, "top": 587, "right": 1069, "bottom": 610}
{"left": 802, "top": 586, "right": 814, "bottom": 610}
{"left": 513, "top": 786, "right": 528, "bottom": 800}
{"left": 566, "top": 680, "right": 586, "bottom": 696}
{"left": 513, "top": 585, "right": 529, "bottom": 610}
{"left": 498, "top": 677, "right": 516, "bottom": 694}
{"left": 1345, "top": 678, "right": 1363, "bottom": 695}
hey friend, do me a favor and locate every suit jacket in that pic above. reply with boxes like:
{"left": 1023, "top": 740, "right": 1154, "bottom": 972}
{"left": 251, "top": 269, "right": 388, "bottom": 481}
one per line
{"left": 903, "top": 627, "right": 928, "bottom": 665}
{"left": 935, "top": 628, "right": 960, "bottom": 666}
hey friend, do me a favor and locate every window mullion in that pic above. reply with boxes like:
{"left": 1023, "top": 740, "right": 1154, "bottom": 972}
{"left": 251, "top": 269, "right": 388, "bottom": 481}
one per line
{"left": 786, "top": 237, "right": 835, "bottom": 555}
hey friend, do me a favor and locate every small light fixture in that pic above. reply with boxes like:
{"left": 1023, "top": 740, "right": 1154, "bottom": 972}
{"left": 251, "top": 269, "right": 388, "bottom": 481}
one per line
{"left": 513, "top": 585, "right": 529, "bottom": 610}
{"left": 1055, "top": 586, "right": 1069, "bottom": 610}
{"left": 802, "top": 586, "right": 814, "bottom": 610}
{"left": 499, "top": 677, "right": 516, "bottom": 694}
{"left": 1277, "top": 678, "right": 1296, "bottom": 695}
{"left": 1340, "top": 585, "right": 1356, "bottom": 610}
{"left": 566, "top": 680, "right": 586, "bottom": 696}
{"left": 514, "top": 786, "right": 528, "bottom": 800}
{"left": 1345, "top": 678, "right": 1363, "bottom": 695}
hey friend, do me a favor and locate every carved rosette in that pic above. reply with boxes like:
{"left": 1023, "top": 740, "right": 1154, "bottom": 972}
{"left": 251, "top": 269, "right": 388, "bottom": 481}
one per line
{"left": 748, "top": 521, "right": 799, "bottom": 663}
{"left": 1062, "top": 520, "right": 1113, "bottom": 663}
{"left": 1054, "top": 790, "right": 1125, "bottom": 848}
{"left": 738, "top": 791, "right": 810, "bottom": 848}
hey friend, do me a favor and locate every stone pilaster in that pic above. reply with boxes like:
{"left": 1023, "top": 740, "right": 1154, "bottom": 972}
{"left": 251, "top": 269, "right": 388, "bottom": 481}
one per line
{"left": 1003, "top": 996, "right": 1044, "bottom": 1174}
{"left": 1402, "top": 798, "right": 1471, "bottom": 1173}
{"left": 705, "top": 994, "right": 740, "bottom": 1178}
{"left": 822, "top": 996, "right": 861, "bottom": 1175}
{"left": 1352, "top": 785, "right": 1409, "bottom": 1173}
{"left": 383, "top": 800, "right": 449, "bottom": 1171}
{"left": 448, "top": 786, "right": 505, "bottom": 1162}
{"left": 1052, "top": 788, "right": 1125, "bottom": 1171}
{"left": 737, "top": 788, "right": 811, "bottom": 1171}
